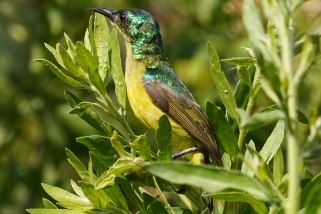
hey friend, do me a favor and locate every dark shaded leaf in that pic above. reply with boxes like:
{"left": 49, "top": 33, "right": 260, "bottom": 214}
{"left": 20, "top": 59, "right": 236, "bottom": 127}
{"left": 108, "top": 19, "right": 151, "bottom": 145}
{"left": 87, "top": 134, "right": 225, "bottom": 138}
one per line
{"left": 206, "top": 102, "right": 239, "bottom": 157}
{"left": 155, "top": 115, "right": 172, "bottom": 161}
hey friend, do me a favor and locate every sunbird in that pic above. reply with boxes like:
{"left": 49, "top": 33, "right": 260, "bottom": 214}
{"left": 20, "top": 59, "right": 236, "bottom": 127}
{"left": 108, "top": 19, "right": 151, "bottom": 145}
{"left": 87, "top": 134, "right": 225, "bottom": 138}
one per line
{"left": 90, "top": 8, "right": 222, "bottom": 166}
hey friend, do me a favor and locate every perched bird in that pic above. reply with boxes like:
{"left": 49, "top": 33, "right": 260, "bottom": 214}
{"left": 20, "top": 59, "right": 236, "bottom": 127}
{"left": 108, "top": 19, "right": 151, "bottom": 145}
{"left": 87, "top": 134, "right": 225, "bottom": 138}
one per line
{"left": 90, "top": 8, "right": 222, "bottom": 166}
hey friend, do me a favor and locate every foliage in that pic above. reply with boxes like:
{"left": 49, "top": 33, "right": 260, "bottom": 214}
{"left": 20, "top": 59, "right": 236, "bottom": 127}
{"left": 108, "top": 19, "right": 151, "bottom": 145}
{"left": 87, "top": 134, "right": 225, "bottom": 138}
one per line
{"left": 16, "top": 0, "right": 321, "bottom": 214}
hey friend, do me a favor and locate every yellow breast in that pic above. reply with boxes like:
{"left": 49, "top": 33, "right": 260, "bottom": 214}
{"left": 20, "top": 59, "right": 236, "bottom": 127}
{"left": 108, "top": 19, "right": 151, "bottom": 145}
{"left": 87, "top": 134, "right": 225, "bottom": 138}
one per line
{"left": 124, "top": 43, "right": 202, "bottom": 162}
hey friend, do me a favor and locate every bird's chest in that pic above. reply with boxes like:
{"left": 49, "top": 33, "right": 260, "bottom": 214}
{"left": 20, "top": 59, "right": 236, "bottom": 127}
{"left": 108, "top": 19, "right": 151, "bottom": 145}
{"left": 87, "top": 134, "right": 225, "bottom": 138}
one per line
{"left": 125, "top": 57, "right": 163, "bottom": 130}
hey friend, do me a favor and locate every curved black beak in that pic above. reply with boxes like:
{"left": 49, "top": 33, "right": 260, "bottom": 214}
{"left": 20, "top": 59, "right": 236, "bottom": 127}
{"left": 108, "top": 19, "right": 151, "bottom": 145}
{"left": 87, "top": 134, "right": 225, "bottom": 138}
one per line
{"left": 88, "top": 8, "right": 115, "bottom": 21}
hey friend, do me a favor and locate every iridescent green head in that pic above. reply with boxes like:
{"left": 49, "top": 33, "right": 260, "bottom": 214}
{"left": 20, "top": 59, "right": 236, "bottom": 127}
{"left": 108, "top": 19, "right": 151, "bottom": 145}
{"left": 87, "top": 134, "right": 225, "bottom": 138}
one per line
{"left": 90, "top": 8, "right": 165, "bottom": 67}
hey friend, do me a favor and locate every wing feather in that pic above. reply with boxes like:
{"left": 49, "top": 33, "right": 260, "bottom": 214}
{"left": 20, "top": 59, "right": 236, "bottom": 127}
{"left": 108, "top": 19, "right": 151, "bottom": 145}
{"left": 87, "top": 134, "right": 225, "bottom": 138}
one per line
{"left": 143, "top": 67, "right": 222, "bottom": 165}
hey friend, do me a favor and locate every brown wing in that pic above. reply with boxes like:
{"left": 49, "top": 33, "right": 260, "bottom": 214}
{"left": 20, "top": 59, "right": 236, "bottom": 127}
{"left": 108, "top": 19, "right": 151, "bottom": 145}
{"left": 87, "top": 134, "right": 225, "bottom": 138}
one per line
{"left": 143, "top": 71, "right": 222, "bottom": 165}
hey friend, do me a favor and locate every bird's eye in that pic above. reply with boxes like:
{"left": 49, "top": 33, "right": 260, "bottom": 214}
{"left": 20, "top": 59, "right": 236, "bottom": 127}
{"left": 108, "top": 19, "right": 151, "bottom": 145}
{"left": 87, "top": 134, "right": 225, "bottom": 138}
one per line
{"left": 119, "top": 12, "right": 126, "bottom": 22}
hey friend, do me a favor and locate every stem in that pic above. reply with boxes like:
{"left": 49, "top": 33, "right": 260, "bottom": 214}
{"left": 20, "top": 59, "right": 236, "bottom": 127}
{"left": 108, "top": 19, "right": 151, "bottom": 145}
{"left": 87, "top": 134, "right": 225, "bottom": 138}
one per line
{"left": 279, "top": 19, "right": 299, "bottom": 214}
{"left": 100, "top": 93, "right": 137, "bottom": 139}
{"left": 153, "top": 176, "right": 175, "bottom": 214}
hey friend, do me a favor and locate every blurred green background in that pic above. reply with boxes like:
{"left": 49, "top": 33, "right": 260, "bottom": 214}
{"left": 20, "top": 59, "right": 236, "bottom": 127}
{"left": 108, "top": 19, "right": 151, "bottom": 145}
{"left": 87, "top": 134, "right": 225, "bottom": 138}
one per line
{"left": 0, "top": 0, "right": 320, "bottom": 213}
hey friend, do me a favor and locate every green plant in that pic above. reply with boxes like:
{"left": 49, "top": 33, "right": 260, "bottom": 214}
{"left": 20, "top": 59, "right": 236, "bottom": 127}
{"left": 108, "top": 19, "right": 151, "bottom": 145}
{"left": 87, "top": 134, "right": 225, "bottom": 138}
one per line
{"left": 28, "top": 1, "right": 321, "bottom": 213}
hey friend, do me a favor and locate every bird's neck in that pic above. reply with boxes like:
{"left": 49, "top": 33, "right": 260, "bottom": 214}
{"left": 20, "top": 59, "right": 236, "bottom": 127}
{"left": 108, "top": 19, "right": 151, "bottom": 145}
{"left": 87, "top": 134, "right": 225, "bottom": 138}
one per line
{"left": 127, "top": 34, "right": 167, "bottom": 68}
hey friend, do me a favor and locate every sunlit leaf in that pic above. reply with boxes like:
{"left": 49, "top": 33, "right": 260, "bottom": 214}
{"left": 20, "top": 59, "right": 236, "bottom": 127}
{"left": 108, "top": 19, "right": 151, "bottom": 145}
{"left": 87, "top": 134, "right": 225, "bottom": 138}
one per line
{"left": 76, "top": 41, "right": 105, "bottom": 95}
{"left": 35, "top": 59, "right": 84, "bottom": 88}
{"left": 41, "top": 183, "right": 93, "bottom": 210}
{"left": 221, "top": 57, "right": 256, "bottom": 66}
{"left": 208, "top": 42, "right": 239, "bottom": 122}
{"left": 207, "top": 192, "right": 268, "bottom": 214}
{"left": 94, "top": 13, "right": 110, "bottom": 85}
{"left": 109, "top": 28, "right": 126, "bottom": 109}
{"left": 144, "top": 162, "right": 273, "bottom": 201}
{"left": 42, "top": 198, "right": 57, "bottom": 209}
{"left": 65, "top": 148, "right": 90, "bottom": 183}
{"left": 238, "top": 109, "right": 285, "bottom": 130}
{"left": 26, "top": 209, "right": 86, "bottom": 214}
{"left": 259, "top": 120, "right": 285, "bottom": 164}
{"left": 133, "top": 135, "right": 151, "bottom": 161}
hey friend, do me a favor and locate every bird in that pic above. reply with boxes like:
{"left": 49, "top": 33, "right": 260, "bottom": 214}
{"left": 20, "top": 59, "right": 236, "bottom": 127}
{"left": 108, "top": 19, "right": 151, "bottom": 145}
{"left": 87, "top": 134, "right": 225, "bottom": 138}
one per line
{"left": 89, "top": 8, "right": 222, "bottom": 166}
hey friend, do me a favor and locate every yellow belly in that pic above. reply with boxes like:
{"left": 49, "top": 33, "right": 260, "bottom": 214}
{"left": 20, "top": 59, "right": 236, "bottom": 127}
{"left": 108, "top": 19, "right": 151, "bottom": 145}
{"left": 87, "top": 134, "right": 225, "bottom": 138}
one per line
{"left": 125, "top": 48, "right": 203, "bottom": 163}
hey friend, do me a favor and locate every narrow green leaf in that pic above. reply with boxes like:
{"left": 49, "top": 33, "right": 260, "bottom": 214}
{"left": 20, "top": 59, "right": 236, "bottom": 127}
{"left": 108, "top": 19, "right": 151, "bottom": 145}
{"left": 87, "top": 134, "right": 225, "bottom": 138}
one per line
{"left": 90, "top": 152, "right": 107, "bottom": 176}
{"left": 64, "top": 91, "right": 112, "bottom": 135}
{"left": 65, "top": 148, "right": 90, "bottom": 183}
{"left": 41, "top": 183, "right": 93, "bottom": 210}
{"left": 207, "top": 192, "right": 268, "bottom": 214}
{"left": 142, "top": 190, "right": 168, "bottom": 214}
{"left": 221, "top": 57, "right": 256, "bottom": 66}
{"left": 144, "top": 162, "right": 273, "bottom": 201}
{"left": 303, "top": 188, "right": 321, "bottom": 214}
{"left": 88, "top": 16, "right": 97, "bottom": 60}
{"left": 42, "top": 198, "right": 57, "bottom": 209}
{"left": 109, "top": 28, "right": 126, "bottom": 109}
{"left": 238, "top": 109, "right": 285, "bottom": 130}
{"left": 120, "top": 182, "right": 147, "bottom": 214}
{"left": 133, "top": 135, "right": 152, "bottom": 161}
{"left": 207, "top": 42, "right": 239, "bottom": 122}
{"left": 241, "top": 140, "right": 256, "bottom": 177}
{"left": 57, "top": 43, "right": 87, "bottom": 80}
{"left": 44, "top": 43, "right": 64, "bottom": 68}
{"left": 237, "top": 66, "right": 252, "bottom": 86}
{"left": 234, "top": 80, "right": 250, "bottom": 112}
{"left": 259, "top": 120, "right": 285, "bottom": 164}
{"left": 64, "top": 33, "right": 77, "bottom": 62}
{"left": 102, "top": 185, "right": 129, "bottom": 213}
{"left": 246, "top": 146, "right": 273, "bottom": 182}
{"left": 155, "top": 115, "right": 172, "bottom": 161}
{"left": 301, "top": 172, "right": 321, "bottom": 207}
{"left": 76, "top": 42, "right": 105, "bottom": 95}
{"left": 243, "top": 0, "right": 269, "bottom": 60}
{"left": 206, "top": 102, "right": 239, "bottom": 157}
{"left": 78, "top": 182, "right": 110, "bottom": 209}
{"left": 94, "top": 13, "right": 110, "bottom": 84}
{"left": 76, "top": 135, "right": 117, "bottom": 167}
{"left": 273, "top": 148, "right": 284, "bottom": 186}
{"left": 26, "top": 209, "right": 86, "bottom": 214}
{"left": 35, "top": 59, "right": 84, "bottom": 89}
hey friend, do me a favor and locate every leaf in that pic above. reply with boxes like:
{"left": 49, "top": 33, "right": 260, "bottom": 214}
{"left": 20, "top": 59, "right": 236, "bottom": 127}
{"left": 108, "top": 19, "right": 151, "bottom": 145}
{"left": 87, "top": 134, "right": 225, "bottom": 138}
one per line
{"left": 237, "top": 66, "right": 252, "bottom": 86}
{"left": 243, "top": 0, "right": 269, "bottom": 60}
{"left": 141, "top": 189, "right": 168, "bottom": 214}
{"left": 35, "top": 59, "right": 84, "bottom": 89}
{"left": 76, "top": 135, "right": 117, "bottom": 167}
{"left": 273, "top": 148, "right": 284, "bottom": 186}
{"left": 57, "top": 43, "right": 87, "bottom": 80}
{"left": 102, "top": 185, "right": 129, "bottom": 213}
{"left": 44, "top": 43, "right": 64, "bottom": 68}
{"left": 64, "top": 33, "right": 77, "bottom": 63}
{"left": 94, "top": 13, "right": 110, "bottom": 85}
{"left": 26, "top": 209, "right": 86, "bottom": 214}
{"left": 238, "top": 109, "right": 285, "bottom": 130}
{"left": 76, "top": 42, "right": 105, "bottom": 95}
{"left": 64, "top": 91, "right": 112, "bottom": 135}
{"left": 221, "top": 57, "right": 256, "bottom": 66}
{"left": 42, "top": 198, "right": 57, "bottom": 209}
{"left": 207, "top": 42, "right": 239, "bottom": 122}
{"left": 65, "top": 148, "right": 90, "bottom": 183}
{"left": 41, "top": 183, "right": 93, "bottom": 210}
{"left": 206, "top": 102, "right": 239, "bottom": 157}
{"left": 90, "top": 152, "right": 107, "bottom": 176}
{"left": 120, "top": 182, "right": 147, "bottom": 214}
{"left": 241, "top": 140, "right": 256, "bottom": 177}
{"left": 207, "top": 192, "right": 268, "bottom": 214}
{"left": 259, "top": 120, "right": 285, "bottom": 164}
{"left": 301, "top": 172, "right": 321, "bottom": 208}
{"left": 133, "top": 135, "right": 152, "bottom": 161}
{"left": 155, "top": 115, "right": 172, "bottom": 161}
{"left": 144, "top": 162, "right": 273, "bottom": 201}
{"left": 109, "top": 28, "right": 126, "bottom": 109}
{"left": 78, "top": 182, "right": 110, "bottom": 209}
